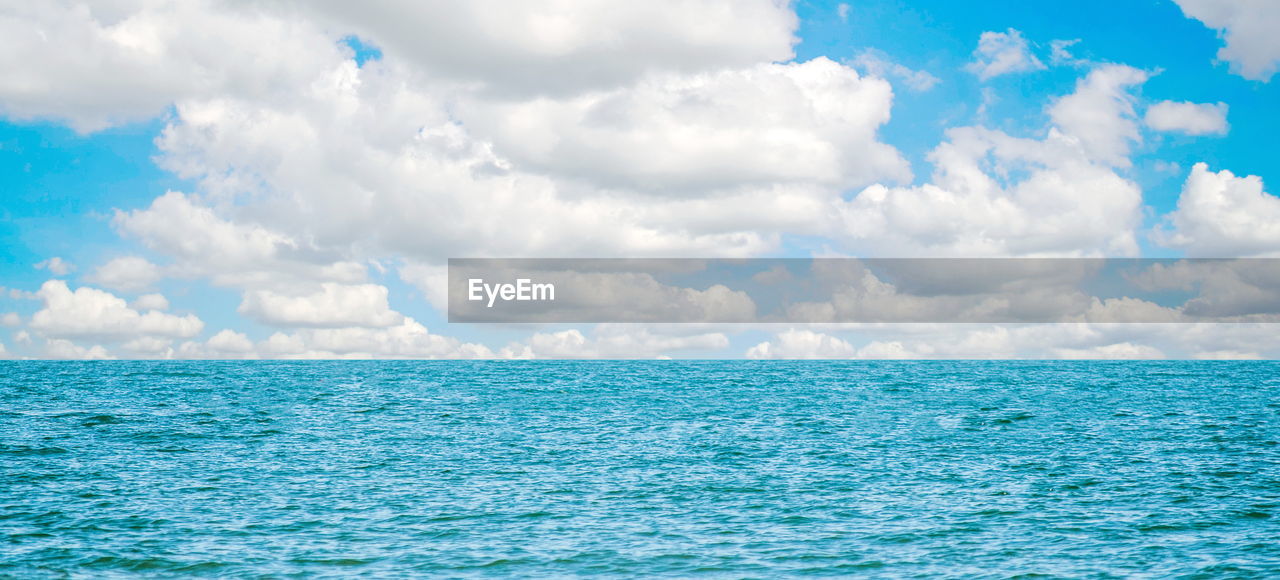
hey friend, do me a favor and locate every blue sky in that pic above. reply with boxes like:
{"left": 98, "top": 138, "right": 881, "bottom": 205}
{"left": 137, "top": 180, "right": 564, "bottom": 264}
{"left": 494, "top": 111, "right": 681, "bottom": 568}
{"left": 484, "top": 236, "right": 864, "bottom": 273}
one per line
{"left": 1, "top": 0, "right": 1277, "bottom": 359}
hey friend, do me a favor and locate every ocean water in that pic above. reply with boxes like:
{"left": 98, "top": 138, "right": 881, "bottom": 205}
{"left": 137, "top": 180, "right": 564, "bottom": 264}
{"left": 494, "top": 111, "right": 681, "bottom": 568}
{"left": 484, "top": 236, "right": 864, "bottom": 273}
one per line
{"left": 2, "top": 360, "right": 1279, "bottom": 578}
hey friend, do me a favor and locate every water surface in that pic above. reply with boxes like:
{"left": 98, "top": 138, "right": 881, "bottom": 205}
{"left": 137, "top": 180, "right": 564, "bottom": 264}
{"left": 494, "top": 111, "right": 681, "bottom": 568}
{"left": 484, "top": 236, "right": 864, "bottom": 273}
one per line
{"left": 2, "top": 360, "right": 1278, "bottom": 577}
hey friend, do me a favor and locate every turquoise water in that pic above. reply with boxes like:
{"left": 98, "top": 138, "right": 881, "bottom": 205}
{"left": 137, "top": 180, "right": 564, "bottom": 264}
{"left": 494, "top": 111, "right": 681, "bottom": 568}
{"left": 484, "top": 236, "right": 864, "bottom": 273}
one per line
{"left": 2, "top": 360, "right": 1279, "bottom": 578}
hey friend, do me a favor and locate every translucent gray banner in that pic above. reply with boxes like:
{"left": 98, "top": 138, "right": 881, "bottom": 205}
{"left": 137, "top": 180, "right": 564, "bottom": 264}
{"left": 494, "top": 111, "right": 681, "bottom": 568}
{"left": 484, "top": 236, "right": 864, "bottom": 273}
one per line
{"left": 447, "top": 258, "right": 1280, "bottom": 323}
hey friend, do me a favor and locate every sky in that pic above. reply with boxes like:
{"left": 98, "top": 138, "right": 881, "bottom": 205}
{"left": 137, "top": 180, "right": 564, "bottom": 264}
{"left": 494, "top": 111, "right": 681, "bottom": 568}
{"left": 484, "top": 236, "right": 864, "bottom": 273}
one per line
{"left": 1, "top": 0, "right": 1279, "bottom": 360}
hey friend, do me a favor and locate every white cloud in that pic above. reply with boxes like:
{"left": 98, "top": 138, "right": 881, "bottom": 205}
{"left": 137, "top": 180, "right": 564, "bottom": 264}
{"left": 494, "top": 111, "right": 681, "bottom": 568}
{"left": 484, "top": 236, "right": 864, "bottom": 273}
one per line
{"left": 966, "top": 29, "right": 1045, "bottom": 81}
{"left": 29, "top": 280, "right": 203, "bottom": 339}
{"left": 1193, "top": 350, "right": 1261, "bottom": 360}
{"left": 1175, "top": 0, "right": 1280, "bottom": 81}
{"left": 130, "top": 293, "right": 170, "bottom": 311}
{"left": 502, "top": 324, "right": 729, "bottom": 359}
{"left": 206, "top": 329, "right": 254, "bottom": 354}
{"left": 1, "top": 312, "right": 19, "bottom": 327}
{"left": 1145, "top": 101, "right": 1229, "bottom": 136}
{"left": 1050, "top": 39, "right": 1084, "bottom": 66}
{"left": 1156, "top": 163, "right": 1280, "bottom": 256}
{"left": 744, "top": 323, "right": 1278, "bottom": 359}
{"left": 114, "top": 191, "right": 368, "bottom": 288}
{"left": 34, "top": 257, "right": 75, "bottom": 276}
{"left": 304, "top": 0, "right": 797, "bottom": 95}
{"left": 1052, "top": 342, "right": 1165, "bottom": 359}
{"left": 746, "top": 329, "right": 856, "bottom": 359}
{"left": 852, "top": 49, "right": 940, "bottom": 92}
{"left": 43, "top": 338, "right": 111, "bottom": 360}
{"left": 88, "top": 256, "right": 163, "bottom": 292}
{"left": 461, "top": 57, "right": 910, "bottom": 194}
{"left": 256, "top": 318, "right": 493, "bottom": 359}
{"left": 1047, "top": 65, "right": 1149, "bottom": 167}
{"left": 838, "top": 65, "right": 1149, "bottom": 257}
{"left": 238, "top": 283, "right": 404, "bottom": 328}
{"left": 121, "top": 336, "right": 174, "bottom": 357}
{"left": 6, "top": 1, "right": 1268, "bottom": 360}
{"left": 0, "top": 0, "right": 349, "bottom": 132}
{"left": 398, "top": 262, "right": 449, "bottom": 311}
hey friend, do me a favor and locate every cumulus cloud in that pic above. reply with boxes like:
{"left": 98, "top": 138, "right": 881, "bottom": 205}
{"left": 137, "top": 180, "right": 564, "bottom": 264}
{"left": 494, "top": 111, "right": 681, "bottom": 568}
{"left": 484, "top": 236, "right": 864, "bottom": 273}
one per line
{"left": 303, "top": 0, "right": 798, "bottom": 95}
{"left": 1051, "top": 342, "right": 1165, "bottom": 359}
{"left": 1175, "top": 0, "right": 1280, "bottom": 81}
{"left": 130, "top": 293, "right": 170, "bottom": 311}
{"left": 11, "top": 3, "right": 902, "bottom": 301}
{"left": 0, "top": 0, "right": 348, "bottom": 131}
{"left": 501, "top": 324, "right": 729, "bottom": 359}
{"left": 1156, "top": 163, "right": 1280, "bottom": 256}
{"left": 44, "top": 338, "right": 111, "bottom": 360}
{"left": 461, "top": 57, "right": 910, "bottom": 194}
{"left": 238, "top": 283, "right": 404, "bottom": 328}
{"left": 1, "top": 312, "right": 20, "bottom": 327}
{"left": 205, "top": 329, "right": 254, "bottom": 355}
{"left": 1145, "top": 101, "right": 1229, "bottom": 135}
{"left": 256, "top": 318, "right": 493, "bottom": 359}
{"left": 744, "top": 323, "right": 1275, "bottom": 359}
{"left": 89, "top": 256, "right": 163, "bottom": 292}
{"left": 4, "top": 0, "right": 1266, "bottom": 360}
{"left": 121, "top": 336, "right": 175, "bottom": 357}
{"left": 115, "top": 191, "right": 368, "bottom": 288}
{"left": 746, "top": 329, "right": 856, "bottom": 359}
{"left": 29, "top": 280, "right": 203, "bottom": 339}
{"left": 838, "top": 65, "right": 1149, "bottom": 257}
{"left": 966, "top": 29, "right": 1045, "bottom": 81}
{"left": 1047, "top": 65, "right": 1149, "bottom": 167}
{"left": 34, "top": 257, "right": 75, "bottom": 276}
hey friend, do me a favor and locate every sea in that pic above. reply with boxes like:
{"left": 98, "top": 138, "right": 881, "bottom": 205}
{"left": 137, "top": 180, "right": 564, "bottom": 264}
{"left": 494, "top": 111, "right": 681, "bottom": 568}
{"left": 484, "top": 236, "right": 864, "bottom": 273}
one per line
{"left": 2, "top": 360, "right": 1279, "bottom": 578}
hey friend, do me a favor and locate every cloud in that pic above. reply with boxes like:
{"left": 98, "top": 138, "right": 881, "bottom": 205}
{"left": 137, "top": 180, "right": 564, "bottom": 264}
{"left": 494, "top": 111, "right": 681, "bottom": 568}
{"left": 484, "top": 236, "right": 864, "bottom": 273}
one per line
{"left": 1047, "top": 64, "right": 1149, "bottom": 167}
{"left": 34, "top": 257, "right": 75, "bottom": 276}
{"left": 0, "top": 0, "right": 348, "bottom": 131}
{"left": 460, "top": 57, "right": 910, "bottom": 194}
{"left": 1156, "top": 163, "right": 1280, "bottom": 256}
{"left": 43, "top": 338, "right": 111, "bottom": 360}
{"left": 838, "top": 65, "right": 1149, "bottom": 257}
{"left": 88, "top": 256, "right": 163, "bottom": 292}
{"left": 238, "top": 283, "right": 404, "bottom": 328}
{"left": 255, "top": 318, "right": 494, "bottom": 359}
{"left": 115, "top": 191, "right": 368, "bottom": 288}
{"left": 129, "top": 293, "right": 170, "bottom": 311}
{"left": 1049, "top": 39, "right": 1084, "bottom": 66}
{"left": 744, "top": 323, "right": 1277, "bottom": 359}
{"left": 966, "top": 29, "right": 1045, "bottom": 81}
{"left": 121, "top": 336, "right": 175, "bottom": 357}
{"left": 1194, "top": 350, "right": 1261, "bottom": 360}
{"left": 1051, "top": 342, "right": 1165, "bottom": 359}
{"left": 28, "top": 280, "right": 203, "bottom": 339}
{"left": 204, "top": 329, "right": 254, "bottom": 355}
{"left": 1175, "top": 0, "right": 1280, "bottom": 81}
{"left": 1, "top": 312, "right": 19, "bottom": 327}
{"left": 303, "top": 0, "right": 798, "bottom": 95}
{"left": 1145, "top": 101, "right": 1229, "bottom": 135}
{"left": 851, "top": 49, "right": 941, "bottom": 92}
{"left": 746, "top": 329, "right": 856, "bottom": 359}
{"left": 501, "top": 324, "right": 729, "bottom": 359}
